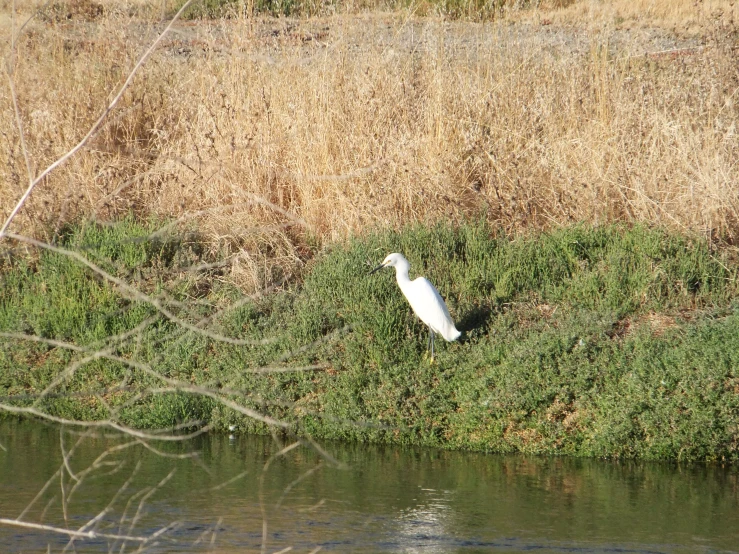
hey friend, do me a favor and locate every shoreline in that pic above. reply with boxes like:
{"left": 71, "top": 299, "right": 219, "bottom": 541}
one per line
{"left": 2, "top": 219, "right": 738, "bottom": 463}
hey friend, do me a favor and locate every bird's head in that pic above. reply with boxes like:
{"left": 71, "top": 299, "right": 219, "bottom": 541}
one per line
{"left": 370, "top": 253, "right": 409, "bottom": 274}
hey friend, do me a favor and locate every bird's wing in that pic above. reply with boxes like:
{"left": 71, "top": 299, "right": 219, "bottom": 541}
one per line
{"left": 404, "top": 277, "right": 455, "bottom": 334}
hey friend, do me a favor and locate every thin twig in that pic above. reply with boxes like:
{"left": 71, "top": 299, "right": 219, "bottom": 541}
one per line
{"left": 274, "top": 462, "right": 323, "bottom": 510}
{"left": 0, "top": 0, "right": 196, "bottom": 238}
{"left": 260, "top": 441, "right": 302, "bottom": 554}
{"left": 0, "top": 404, "right": 211, "bottom": 441}
{"left": 209, "top": 471, "right": 249, "bottom": 492}
{"left": 63, "top": 462, "right": 142, "bottom": 554}
{"left": 3, "top": 233, "right": 275, "bottom": 345}
{"left": 0, "top": 518, "right": 151, "bottom": 542}
{"left": 121, "top": 469, "right": 177, "bottom": 552}
{"left": 59, "top": 427, "right": 79, "bottom": 482}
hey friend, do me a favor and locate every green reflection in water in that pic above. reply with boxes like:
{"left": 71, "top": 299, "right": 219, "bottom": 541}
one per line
{"left": 1, "top": 419, "right": 738, "bottom": 553}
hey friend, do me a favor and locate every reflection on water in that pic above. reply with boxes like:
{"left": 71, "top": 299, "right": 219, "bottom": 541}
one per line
{"left": 1, "top": 418, "right": 738, "bottom": 553}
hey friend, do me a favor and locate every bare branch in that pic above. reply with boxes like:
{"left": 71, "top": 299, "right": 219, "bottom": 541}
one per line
{"left": 0, "top": 518, "right": 152, "bottom": 543}
{"left": 274, "top": 462, "right": 324, "bottom": 510}
{"left": 210, "top": 516, "right": 223, "bottom": 549}
{"left": 0, "top": 0, "right": 197, "bottom": 238}
{"left": 3, "top": 233, "right": 275, "bottom": 345}
{"left": 260, "top": 441, "right": 302, "bottom": 554}
{"left": 17, "top": 429, "right": 92, "bottom": 520}
{"left": 63, "top": 461, "right": 143, "bottom": 553}
{"left": 0, "top": 403, "right": 211, "bottom": 441}
{"left": 209, "top": 470, "right": 249, "bottom": 492}
{"left": 0, "top": 330, "right": 295, "bottom": 428}
{"left": 299, "top": 436, "right": 346, "bottom": 470}
{"left": 120, "top": 469, "right": 177, "bottom": 553}
{"left": 67, "top": 444, "right": 137, "bottom": 503}
{"left": 135, "top": 521, "right": 182, "bottom": 553}
{"left": 32, "top": 348, "right": 114, "bottom": 409}
{"left": 146, "top": 384, "right": 289, "bottom": 429}
{"left": 0, "top": 332, "right": 85, "bottom": 352}
{"left": 59, "top": 427, "right": 79, "bottom": 482}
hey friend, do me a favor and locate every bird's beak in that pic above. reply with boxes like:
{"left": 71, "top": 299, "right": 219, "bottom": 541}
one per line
{"left": 370, "top": 262, "right": 386, "bottom": 275}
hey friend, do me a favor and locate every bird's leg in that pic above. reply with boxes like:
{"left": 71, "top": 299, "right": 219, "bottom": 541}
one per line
{"left": 430, "top": 330, "right": 435, "bottom": 364}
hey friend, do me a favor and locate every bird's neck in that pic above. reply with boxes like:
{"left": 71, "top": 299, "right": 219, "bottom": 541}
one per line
{"left": 395, "top": 266, "right": 412, "bottom": 288}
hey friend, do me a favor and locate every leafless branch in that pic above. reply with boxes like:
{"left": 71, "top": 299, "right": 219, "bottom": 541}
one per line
{"left": 119, "top": 469, "right": 177, "bottom": 553}
{"left": 260, "top": 441, "right": 302, "bottom": 554}
{"left": 0, "top": 0, "right": 197, "bottom": 238}
{"left": 3, "top": 233, "right": 275, "bottom": 345}
{"left": 0, "top": 404, "right": 211, "bottom": 441}
{"left": 0, "top": 518, "right": 153, "bottom": 543}
{"left": 209, "top": 470, "right": 249, "bottom": 492}
{"left": 63, "top": 462, "right": 142, "bottom": 553}
{"left": 274, "top": 462, "right": 324, "bottom": 511}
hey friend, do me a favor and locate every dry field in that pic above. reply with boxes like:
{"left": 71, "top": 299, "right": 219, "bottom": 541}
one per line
{"left": 1, "top": 0, "right": 738, "bottom": 289}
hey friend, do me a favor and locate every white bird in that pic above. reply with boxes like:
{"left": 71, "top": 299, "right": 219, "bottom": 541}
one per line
{"left": 371, "top": 253, "right": 461, "bottom": 362}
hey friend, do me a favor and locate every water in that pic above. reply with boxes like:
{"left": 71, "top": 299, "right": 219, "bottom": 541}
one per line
{"left": 1, "top": 419, "right": 738, "bottom": 553}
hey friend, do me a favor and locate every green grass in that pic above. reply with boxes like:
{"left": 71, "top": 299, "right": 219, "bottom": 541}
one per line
{"left": 2, "top": 219, "right": 739, "bottom": 461}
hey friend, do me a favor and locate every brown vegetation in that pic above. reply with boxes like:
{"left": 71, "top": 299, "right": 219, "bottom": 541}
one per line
{"left": 1, "top": 0, "right": 738, "bottom": 289}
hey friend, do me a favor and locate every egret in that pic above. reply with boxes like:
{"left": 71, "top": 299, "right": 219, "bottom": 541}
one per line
{"left": 371, "top": 253, "right": 461, "bottom": 362}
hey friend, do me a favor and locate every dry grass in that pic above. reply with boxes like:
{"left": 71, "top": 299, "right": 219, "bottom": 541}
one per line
{"left": 1, "top": 0, "right": 738, "bottom": 289}
{"left": 529, "top": 0, "right": 737, "bottom": 34}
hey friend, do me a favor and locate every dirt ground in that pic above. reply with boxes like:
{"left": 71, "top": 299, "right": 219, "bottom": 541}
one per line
{"left": 1, "top": 2, "right": 709, "bottom": 65}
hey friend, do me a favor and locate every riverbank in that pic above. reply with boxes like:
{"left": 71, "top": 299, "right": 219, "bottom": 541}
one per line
{"left": 2, "top": 220, "right": 738, "bottom": 462}
{"left": 2, "top": 1, "right": 739, "bottom": 462}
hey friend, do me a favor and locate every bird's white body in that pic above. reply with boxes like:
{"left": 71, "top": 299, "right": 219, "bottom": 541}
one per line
{"left": 372, "top": 253, "right": 460, "bottom": 360}
{"left": 396, "top": 272, "right": 461, "bottom": 342}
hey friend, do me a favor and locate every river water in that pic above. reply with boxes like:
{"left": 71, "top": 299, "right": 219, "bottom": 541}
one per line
{"left": 1, "top": 419, "right": 737, "bottom": 553}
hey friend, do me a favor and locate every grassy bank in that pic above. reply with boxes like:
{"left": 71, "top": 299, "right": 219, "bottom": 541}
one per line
{"left": 2, "top": 220, "right": 739, "bottom": 462}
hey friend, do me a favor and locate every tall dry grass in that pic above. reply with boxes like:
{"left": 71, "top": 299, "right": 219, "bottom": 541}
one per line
{"left": 1, "top": 0, "right": 738, "bottom": 289}
{"left": 529, "top": 0, "right": 736, "bottom": 32}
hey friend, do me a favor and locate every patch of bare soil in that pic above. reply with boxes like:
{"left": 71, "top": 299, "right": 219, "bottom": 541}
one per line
{"left": 7, "top": 8, "right": 704, "bottom": 64}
